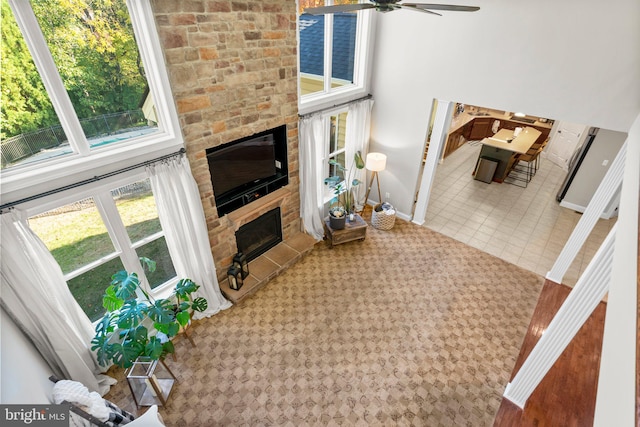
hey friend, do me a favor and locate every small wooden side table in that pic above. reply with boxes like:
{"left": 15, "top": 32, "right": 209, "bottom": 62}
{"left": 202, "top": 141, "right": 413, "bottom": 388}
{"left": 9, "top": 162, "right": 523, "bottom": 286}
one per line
{"left": 323, "top": 213, "right": 367, "bottom": 248}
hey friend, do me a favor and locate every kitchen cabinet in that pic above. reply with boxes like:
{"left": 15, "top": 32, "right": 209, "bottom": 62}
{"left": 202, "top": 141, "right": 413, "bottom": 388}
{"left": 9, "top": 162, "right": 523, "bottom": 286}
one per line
{"left": 468, "top": 118, "right": 493, "bottom": 140}
{"left": 442, "top": 112, "right": 552, "bottom": 160}
{"left": 499, "top": 121, "right": 517, "bottom": 131}
{"left": 444, "top": 127, "right": 468, "bottom": 158}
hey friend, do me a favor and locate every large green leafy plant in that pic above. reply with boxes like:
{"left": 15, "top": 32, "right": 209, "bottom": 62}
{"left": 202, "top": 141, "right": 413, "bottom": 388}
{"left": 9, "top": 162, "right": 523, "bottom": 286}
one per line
{"left": 91, "top": 258, "right": 208, "bottom": 368}
{"left": 329, "top": 150, "right": 365, "bottom": 215}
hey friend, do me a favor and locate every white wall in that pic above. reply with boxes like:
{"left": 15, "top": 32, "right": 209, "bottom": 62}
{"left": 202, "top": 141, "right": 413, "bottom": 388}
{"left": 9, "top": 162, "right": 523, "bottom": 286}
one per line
{"left": 1, "top": 307, "right": 53, "bottom": 404}
{"left": 561, "top": 129, "right": 627, "bottom": 211}
{"left": 368, "top": 0, "right": 640, "bottom": 216}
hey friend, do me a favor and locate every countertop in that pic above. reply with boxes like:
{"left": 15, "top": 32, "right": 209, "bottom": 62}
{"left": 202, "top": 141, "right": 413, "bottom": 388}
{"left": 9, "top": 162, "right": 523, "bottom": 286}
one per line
{"left": 481, "top": 127, "right": 542, "bottom": 154}
{"left": 449, "top": 110, "right": 553, "bottom": 134}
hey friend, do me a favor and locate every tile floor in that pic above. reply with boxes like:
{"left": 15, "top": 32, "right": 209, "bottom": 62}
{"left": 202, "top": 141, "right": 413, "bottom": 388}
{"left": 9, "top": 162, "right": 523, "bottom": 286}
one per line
{"left": 424, "top": 141, "right": 617, "bottom": 286}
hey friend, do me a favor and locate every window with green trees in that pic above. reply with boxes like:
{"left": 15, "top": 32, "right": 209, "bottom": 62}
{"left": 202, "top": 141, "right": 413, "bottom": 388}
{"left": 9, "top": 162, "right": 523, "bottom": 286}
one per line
{"left": 1, "top": 0, "right": 159, "bottom": 171}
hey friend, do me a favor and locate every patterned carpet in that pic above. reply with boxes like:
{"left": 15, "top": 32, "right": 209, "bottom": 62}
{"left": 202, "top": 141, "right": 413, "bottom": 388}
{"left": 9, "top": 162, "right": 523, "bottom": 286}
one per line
{"left": 105, "top": 217, "right": 544, "bottom": 426}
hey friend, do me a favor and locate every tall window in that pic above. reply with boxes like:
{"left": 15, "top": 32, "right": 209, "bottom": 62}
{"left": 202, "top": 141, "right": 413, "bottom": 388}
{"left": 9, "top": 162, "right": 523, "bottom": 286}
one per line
{"left": 1, "top": 0, "right": 69, "bottom": 169}
{"left": 323, "top": 110, "right": 349, "bottom": 202}
{"left": 28, "top": 178, "right": 176, "bottom": 322}
{"left": 5, "top": 1, "right": 180, "bottom": 323}
{"left": 327, "top": 112, "right": 348, "bottom": 177}
{"left": 298, "top": 0, "right": 372, "bottom": 111}
{"left": 1, "top": 0, "right": 180, "bottom": 200}
{"left": 1, "top": 0, "right": 158, "bottom": 171}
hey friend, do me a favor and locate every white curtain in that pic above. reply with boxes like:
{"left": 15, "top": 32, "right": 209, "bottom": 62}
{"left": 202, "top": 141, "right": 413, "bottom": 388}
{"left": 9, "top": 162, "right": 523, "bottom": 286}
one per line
{"left": 146, "top": 156, "right": 232, "bottom": 319}
{"left": 0, "top": 210, "right": 115, "bottom": 395}
{"left": 345, "top": 98, "right": 374, "bottom": 211}
{"left": 299, "top": 114, "right": 328, "bottom": 240}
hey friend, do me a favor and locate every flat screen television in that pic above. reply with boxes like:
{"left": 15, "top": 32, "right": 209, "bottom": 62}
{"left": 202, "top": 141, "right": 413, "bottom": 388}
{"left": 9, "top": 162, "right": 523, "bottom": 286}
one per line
{"left": 209, "top": 135, "right": 276, "bottom": 196}
{"left": 207, "top": 125, "right": 288, "bottom": 215}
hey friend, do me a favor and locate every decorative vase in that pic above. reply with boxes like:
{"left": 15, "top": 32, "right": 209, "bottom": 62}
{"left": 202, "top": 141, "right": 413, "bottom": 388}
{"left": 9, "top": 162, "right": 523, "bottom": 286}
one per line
{"left": 329, "top": 212, "right": 346, "bottom": 230}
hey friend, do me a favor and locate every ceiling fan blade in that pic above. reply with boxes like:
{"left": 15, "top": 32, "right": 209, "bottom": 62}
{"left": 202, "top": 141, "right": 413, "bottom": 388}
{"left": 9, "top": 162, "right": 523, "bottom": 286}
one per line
{"left": 303, "top": 4, "right": 375, "bottom": 15}
{"left": 399, "top": 4, "right": 441, "bottom": 15}
{"left": 401, "top": 3, "right": 480, "bottom": 12}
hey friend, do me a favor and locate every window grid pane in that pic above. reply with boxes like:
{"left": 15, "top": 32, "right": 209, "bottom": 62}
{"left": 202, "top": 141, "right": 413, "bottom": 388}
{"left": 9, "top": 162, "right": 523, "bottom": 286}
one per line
{"left": 0, "top": 1, "right": 69, "bottom": 171}
{"left": 113, "top": 180, "right": 162, "bottom": 243}
{"left": 29, "top": 197, "right": 125, "bottom": 322}
{"left": 29, "top": 197, "right": 117, "bottom": 275}
{"left": 329, "top": 112, "right": 348, "bottom": 154}
{"left": 68, "top": 257, "right": 125, "bottom": 322}
{"left": 299, "top": 1, "right": 325, "bottom": 96}
{"left": 135, "top": 236, "right": 176, "bottom": 289}
{"left": 112, "top": 179, "right": 176, "bottom": 290}
{"left": 299, "top": 0, "right": 360, "bottom": 98}
{"left": 30, "top": 0, "right": 158, "bottom": 150}
{"left": 331, "top": 10, "right": 357, "bottom": 86}
{"left": 329, "top": 151, "right": 346, "bottom": 178}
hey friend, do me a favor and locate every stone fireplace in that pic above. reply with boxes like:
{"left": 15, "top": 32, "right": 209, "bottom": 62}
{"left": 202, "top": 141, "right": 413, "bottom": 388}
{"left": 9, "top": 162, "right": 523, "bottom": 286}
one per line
{"left": 151, "top": 0, "right": 303, "bottom": 285}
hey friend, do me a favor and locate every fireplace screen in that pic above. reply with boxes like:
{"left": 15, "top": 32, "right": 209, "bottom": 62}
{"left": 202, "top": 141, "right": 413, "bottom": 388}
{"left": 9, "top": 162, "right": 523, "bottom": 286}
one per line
{"left": 235, "top": 207, "right": 283, "bottom": 261}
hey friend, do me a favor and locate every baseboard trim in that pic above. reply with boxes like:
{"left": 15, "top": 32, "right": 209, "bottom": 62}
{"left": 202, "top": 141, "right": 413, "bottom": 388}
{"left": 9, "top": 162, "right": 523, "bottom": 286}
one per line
{"left": 559, "top": 200, "right": 616, "bottom": 219}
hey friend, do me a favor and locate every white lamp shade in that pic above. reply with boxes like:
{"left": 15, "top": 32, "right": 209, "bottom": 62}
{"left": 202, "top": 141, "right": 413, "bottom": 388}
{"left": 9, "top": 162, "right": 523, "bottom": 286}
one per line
{"left": 365, "top": 152, "right": 387, "bottom": 172}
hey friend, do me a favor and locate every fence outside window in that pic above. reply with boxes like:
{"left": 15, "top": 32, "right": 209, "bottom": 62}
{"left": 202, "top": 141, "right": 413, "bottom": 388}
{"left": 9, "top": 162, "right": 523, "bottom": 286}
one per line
{"left": 1, "top": 110, "right": 148, "bottom": 168}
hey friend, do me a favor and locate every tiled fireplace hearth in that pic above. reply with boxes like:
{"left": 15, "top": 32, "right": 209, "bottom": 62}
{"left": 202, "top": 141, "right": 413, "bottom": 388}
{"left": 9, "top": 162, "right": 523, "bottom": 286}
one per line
{"left": 219, "top": 231, "right": 315, "bottom": 304}
{"left": 218, "top": 188, "right": 315, "bottom": 304}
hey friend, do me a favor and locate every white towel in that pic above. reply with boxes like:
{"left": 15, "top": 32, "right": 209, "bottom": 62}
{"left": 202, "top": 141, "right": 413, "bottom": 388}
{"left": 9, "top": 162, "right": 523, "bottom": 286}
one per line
{"left": 492, "top": 120, "right": 500, "bottom": 134}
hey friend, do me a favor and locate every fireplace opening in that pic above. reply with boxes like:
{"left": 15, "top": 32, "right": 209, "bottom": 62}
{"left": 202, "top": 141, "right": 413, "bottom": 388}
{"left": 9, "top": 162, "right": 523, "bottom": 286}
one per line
{"left": 235, "top": 207, "right": 283, "bottom": 262}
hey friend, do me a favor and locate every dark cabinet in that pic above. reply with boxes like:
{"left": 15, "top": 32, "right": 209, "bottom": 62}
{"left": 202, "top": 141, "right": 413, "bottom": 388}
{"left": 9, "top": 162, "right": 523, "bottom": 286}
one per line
{"left": 444, "top": 116, "right": 552, "bottom": 160}
{"left": 444, "top": 129, "right": 466, "bottom": 158}
{"left": 468, "top": 118, "right": 492, "bottom": 140}
{"left": 499, "top": 121, "right": 518, "bottom": 131}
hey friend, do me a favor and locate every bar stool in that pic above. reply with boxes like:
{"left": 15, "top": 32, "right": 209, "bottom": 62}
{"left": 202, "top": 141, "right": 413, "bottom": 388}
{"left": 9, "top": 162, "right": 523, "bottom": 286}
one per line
{"left": 507, "top": 147, "right": 543, "bottom": 187}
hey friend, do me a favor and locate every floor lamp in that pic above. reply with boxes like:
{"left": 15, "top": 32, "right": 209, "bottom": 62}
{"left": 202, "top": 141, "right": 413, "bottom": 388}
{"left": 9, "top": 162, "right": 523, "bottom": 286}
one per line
{"left": 363, "top": 152, "right": 387, "bottom": 211}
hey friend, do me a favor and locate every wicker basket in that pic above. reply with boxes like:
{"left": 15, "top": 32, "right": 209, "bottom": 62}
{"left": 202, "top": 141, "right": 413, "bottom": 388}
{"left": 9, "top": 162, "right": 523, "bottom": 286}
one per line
{"left": 371, "top": 204, "right": 396, "bottom": 230}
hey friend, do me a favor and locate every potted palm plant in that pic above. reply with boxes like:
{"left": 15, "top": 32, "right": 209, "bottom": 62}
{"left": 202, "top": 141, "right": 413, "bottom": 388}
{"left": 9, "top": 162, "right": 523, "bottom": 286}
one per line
{"left": 91, "top": 258, "right": 208, "bottom": 368}
{"left": 328, "top": 151, "right": 365, "bottom": 229}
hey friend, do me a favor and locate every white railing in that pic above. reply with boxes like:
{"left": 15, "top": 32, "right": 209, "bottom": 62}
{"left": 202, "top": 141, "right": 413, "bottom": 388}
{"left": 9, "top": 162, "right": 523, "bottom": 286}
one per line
{"left": 502, "top": 115, "right": 639, "bottom": 424}
{"left": 546, "top": 144, "right": 626, "bottom": 283}
{"left": 593, "top": 115, "right": 639, "bottom": 426}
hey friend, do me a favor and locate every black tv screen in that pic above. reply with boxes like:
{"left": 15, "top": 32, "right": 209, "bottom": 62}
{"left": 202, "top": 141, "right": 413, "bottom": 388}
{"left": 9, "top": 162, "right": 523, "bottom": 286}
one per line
{"left": 208, "top": 135, "right": 277, "bottom": 197}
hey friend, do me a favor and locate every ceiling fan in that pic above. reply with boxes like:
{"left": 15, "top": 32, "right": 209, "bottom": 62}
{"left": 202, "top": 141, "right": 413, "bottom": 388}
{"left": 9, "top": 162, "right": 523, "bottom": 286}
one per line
{"left": 304, "top": 1, "right": 480, "bottom": 16}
